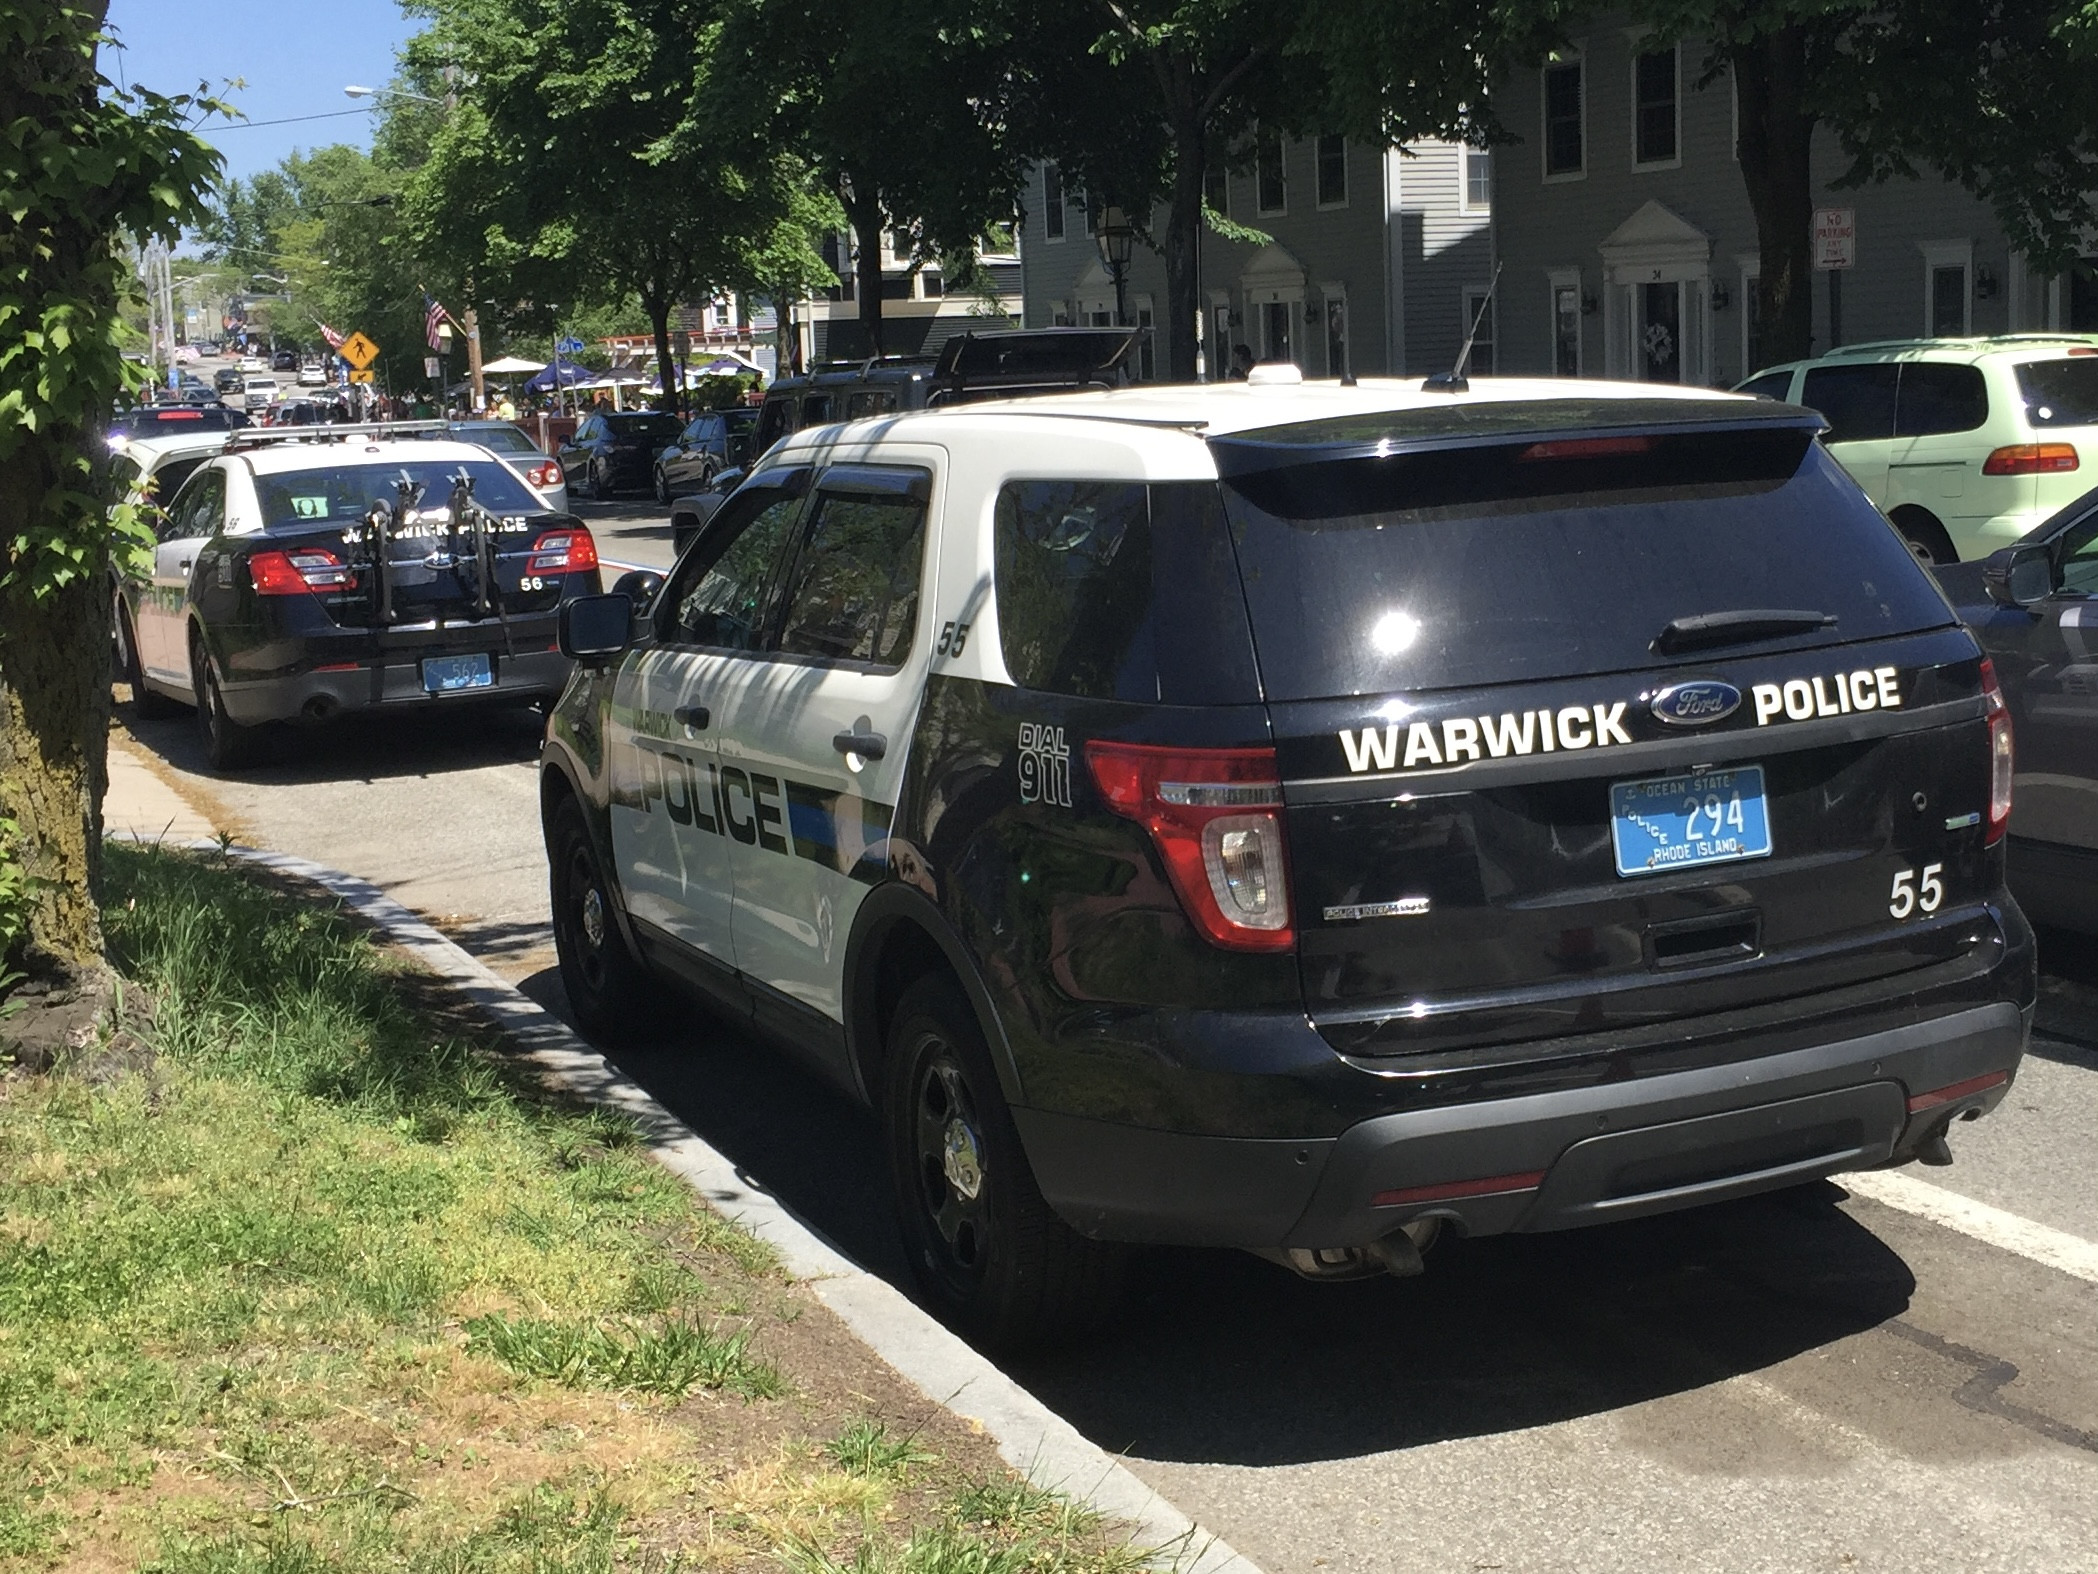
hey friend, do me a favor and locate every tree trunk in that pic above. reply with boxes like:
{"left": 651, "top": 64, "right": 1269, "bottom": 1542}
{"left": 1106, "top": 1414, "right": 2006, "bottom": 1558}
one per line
{"left": 1733, "top": 25, "right": 1818, "bottom": 368}
{"left": 1162, "top": 104, "right": 1207, "bottom": 383}
{"left": 842, "top": 177, "right": 887, "bottom": 358}
{"left": 645, "top": 283, "right": 676, "bottom": 413}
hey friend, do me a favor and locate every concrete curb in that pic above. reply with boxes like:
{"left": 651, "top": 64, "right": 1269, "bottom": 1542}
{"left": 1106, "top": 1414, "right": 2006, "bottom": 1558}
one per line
{"left": 162, "top": 838, "right": 1263, "bottom": 1574}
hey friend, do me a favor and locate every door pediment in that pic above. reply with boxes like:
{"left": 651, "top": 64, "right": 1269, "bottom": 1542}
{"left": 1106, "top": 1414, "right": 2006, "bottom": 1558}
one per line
{"left": 1599, "top": 200, "right": 1711, "bottom": 283}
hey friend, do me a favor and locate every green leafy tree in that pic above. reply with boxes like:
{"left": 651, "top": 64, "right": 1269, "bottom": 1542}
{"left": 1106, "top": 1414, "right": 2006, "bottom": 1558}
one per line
{"left": 0, "top": 2, "right": 220, "bottom": 1031}
{"left": 406, "top": 0, "right": 835, "bottom": 403}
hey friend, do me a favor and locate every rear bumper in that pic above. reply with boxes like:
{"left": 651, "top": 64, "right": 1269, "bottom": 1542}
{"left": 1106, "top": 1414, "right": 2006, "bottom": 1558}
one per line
{"left": 1017, "top": 996, "right": 2030, "bottom": 1251}
{"left": 220, "top": 647, "right": 571, "bottom": 724}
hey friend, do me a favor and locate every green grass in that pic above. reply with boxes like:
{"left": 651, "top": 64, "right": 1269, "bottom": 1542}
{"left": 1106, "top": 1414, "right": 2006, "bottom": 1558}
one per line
{"left": 0, "top": 842, "right": 1140, "bottom": 1574}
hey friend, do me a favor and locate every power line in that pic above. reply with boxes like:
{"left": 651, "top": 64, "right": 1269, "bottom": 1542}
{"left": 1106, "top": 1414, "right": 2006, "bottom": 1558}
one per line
{"left": 198, "top": 107, "right": 378, "bottom": 132}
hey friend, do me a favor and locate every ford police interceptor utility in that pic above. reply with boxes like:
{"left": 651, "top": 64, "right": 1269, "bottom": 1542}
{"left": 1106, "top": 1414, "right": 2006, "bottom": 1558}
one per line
{"left": 539, "top": 372, "right": 2035, "bottom": 1347}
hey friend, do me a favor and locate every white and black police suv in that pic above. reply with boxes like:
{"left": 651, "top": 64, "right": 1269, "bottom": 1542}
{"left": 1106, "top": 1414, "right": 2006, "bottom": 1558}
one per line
{"left": 540, "top": 369, "right": 2034, "bottom": 1347}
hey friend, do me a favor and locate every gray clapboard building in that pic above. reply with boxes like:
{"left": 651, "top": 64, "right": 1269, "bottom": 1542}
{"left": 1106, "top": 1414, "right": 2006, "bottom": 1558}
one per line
{"left": 1488, "top": 23, "right": 2098, "bottom": 387}
{"left": 1017, "top": 138, "right": 1493, "bottom": 380}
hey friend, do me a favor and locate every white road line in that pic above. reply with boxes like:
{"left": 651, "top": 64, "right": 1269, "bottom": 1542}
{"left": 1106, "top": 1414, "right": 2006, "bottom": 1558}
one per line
{"left": 1844, "top": 1170, "right": 2098, "bottom": 1286}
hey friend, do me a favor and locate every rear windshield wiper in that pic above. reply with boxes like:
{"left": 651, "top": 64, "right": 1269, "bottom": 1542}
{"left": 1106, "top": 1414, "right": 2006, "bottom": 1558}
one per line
{"left": 1652, "top": 608, "right": 1835, "bottom": 655}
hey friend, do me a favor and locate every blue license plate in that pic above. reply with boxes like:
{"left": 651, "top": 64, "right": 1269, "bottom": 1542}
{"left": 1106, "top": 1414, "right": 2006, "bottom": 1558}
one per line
{"left": 1609, "top": 765, "right": 1773, "bottom": 877}
{"left": 421, "top": 653, "right": 494, "bottom": 693}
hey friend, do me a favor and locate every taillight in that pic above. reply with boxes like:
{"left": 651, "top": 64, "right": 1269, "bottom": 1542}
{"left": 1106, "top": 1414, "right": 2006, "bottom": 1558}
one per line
{"left": 1981, "top": 657, "right": 2012, "bottom": 844}
{"left": 526, "top": 527, "right": 598, "bottom": 575}
{"left": 1982, "top": 443, "right": 2079, "bottom": 476}
{"left": 248, "top": 547, "right": 356, "bottom": 595}
{"left": 1083, "top": 741, "right": 1293, "bottom": 952}
{"left": 527, "top": 461, "right": 562, "bottom": 489}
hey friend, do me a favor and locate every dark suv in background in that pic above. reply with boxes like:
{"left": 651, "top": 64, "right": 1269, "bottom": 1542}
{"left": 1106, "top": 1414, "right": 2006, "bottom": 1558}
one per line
{"left": 668, "top": 327, "right": 1141, "bottom": 553}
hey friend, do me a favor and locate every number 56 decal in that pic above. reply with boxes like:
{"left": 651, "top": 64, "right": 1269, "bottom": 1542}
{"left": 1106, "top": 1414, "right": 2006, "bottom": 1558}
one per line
{"left": 1889, "top": 863, "right": 1944, "bottom": 919}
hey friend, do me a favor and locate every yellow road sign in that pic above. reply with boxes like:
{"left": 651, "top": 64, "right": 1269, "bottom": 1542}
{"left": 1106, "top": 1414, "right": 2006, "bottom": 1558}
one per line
{"left": 338, "top": 331, "right": 380, "bottom": 370}
{"left": 348, "top": 368, "right": 376, "bottom": 384}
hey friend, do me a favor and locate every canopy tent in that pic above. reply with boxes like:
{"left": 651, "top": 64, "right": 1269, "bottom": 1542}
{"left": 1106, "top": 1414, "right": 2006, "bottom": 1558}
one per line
{"left": 481, "top": 354, "right": 545, "bottom": 374}
{"left": 524, "top": 358, "right": 594, "bottom": 392}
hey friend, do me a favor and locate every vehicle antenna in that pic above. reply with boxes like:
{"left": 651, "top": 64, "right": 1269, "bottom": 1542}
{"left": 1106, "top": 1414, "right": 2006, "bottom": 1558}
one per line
{"left": 1423, "top": 261, "right": 1502, "bottom": 395}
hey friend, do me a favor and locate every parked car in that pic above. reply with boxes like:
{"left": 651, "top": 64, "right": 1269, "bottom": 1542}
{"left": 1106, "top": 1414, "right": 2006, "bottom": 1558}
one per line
{"left": 108, "top": 404, "right": 248, "bottom": 442}
{"left": 271, "top": 349, "right": 299, "bottom": 373}
{"left": 555, "top": 410, "right": 683, "bottom": 501}
{"left": 1936, "top": 488, "right": 2098, "bottom": 933}
{"left": 1738, "top": 335, "right": 2098, "bottom": 564}
{"left": 109, "top": 431, "right": 237, "bottom": 704}
{"left": 542, "top": 371, "right": 2032, "bottom": 1347}
{"left": 120, "top": 425, "right": 602, "bottom": 769}
{"left": 653, "top": 408, "right": 758, "bottom": 503}
{"left": 406, "top": 420, "right": 569, "bottom": 512}
{"left": 669, "top": 327, "right": 1143, "bottom": 553}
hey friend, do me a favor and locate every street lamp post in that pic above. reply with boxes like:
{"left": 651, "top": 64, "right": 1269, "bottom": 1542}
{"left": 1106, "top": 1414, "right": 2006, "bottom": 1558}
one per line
{"left": 1095, "top": 206, "right": 1135, "bottom": 329}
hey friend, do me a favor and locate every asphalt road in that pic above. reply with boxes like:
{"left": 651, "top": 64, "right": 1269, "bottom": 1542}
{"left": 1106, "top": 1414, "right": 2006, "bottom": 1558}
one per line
{"left": 112, "top": 500, "right": 2098, "bottom": 1571}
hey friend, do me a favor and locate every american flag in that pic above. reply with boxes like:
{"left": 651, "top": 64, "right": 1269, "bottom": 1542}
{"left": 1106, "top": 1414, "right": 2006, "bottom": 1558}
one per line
{"left": 424, "top": 293, "right": 448, "bottom": 352}
{"left": 316, "top": 322, "right": 345, "bottom": 349}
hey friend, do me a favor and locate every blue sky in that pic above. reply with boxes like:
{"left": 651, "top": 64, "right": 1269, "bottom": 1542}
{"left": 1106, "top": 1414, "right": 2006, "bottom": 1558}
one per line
{"left": 105, "top": 1, "right": 421, "bottom": 185}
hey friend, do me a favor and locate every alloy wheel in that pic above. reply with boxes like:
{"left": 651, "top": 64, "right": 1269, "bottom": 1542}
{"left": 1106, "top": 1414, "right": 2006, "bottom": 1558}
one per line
{"left": 911, "top": 1041, "right": 991, "bottom": 1280}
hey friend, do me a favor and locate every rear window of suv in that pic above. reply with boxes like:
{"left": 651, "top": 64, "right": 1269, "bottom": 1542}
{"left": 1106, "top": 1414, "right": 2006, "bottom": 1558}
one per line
{"left": 2017, "top": 357, "right": 2098, "bottom": 428}
{"left": 1210, "top": 415, "right": 1955, "bottom": 700}
{"left": 254, "top": 461, "right": 543, "bottom": 531}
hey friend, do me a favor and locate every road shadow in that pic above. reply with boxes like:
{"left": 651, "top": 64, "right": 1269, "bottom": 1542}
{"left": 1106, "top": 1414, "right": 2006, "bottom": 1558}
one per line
{"left": 514, "top": 962, "right": 1919, "bottom": 1469}
{"left": 117, "top": 692, "right": 544, "bottom": 786}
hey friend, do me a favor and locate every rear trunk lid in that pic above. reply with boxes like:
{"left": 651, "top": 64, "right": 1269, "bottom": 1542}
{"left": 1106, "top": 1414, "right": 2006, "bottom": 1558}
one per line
{"left": 1210, "top": 404, "right": 1999, "bottom": 1060}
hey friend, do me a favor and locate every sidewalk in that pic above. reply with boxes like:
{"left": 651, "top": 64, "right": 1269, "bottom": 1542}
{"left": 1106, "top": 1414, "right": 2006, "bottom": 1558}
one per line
{"left": 104, "top": 739, "right": 220, "bottom": 843}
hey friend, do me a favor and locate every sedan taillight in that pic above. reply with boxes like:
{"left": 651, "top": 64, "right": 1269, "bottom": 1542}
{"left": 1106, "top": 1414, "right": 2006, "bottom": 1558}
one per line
{"left": 526, "top": 527, "right": 598, "bottom": 575}
{"left": 1981, "top": 657, "right": 2013, "bottom": 844}
{"left": 526, "top": 461, "right": 562, "bottom": 489}
{"left": 249, "top": 547, "right": 356, "bottom": 595}
{"left": 1084, "top": 741, "right": 1293, "bottom": 952}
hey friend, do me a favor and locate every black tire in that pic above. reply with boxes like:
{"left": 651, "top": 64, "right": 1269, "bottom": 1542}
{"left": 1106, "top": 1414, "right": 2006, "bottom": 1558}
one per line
{"left": 653, "top": 466, "right": 671, "bottom": 505}
{"left": 548, "top": 795, "right": 665, "bottom": 1041}
{"left": 1891, "top": 508, "right": 1958, "bottom": 566}
{"left": 884, "top": 974, "right": 1123, "bottom": 1350}
{"left": 116, "top": 595, "right": 181, "bottom": 719}
{"left": 191, "top": 630, "right": 264, "bottom": 770}
{"left": 586, "top": 463, "right": 607, "bottom": 503}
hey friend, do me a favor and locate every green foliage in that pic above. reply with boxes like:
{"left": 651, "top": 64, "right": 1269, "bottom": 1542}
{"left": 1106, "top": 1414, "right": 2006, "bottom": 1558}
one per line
{"left": 0, "top": 814, "right": 35, "bottom": 993}
{"left": 0, "top": 5, "right": 223, "bottom": 601}
{"left": 827, "top": 1420, "right": 937, "bottom": 1479}
{"left": 464, "top": 1310, "right": 784, "bottom": 1399}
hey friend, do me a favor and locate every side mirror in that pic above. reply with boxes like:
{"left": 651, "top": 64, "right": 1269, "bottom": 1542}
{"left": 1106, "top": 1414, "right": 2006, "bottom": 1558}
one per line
{"left": 1983, "top": 544, "right": 2054, "bottom": 609}
{"left": 610, "top": 568, "right": 664, "bottom": 618}
{"left": 559, "top": 592, "right": 634, "bottom": 663}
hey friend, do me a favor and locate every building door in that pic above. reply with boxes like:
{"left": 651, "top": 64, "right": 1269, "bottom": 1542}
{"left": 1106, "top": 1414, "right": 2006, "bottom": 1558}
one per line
{"left": 1639, "top": 281, "right": 1682, "bottom": 382}
{"left": 1261, "top": 300, "right": 1292, "bottom": 364}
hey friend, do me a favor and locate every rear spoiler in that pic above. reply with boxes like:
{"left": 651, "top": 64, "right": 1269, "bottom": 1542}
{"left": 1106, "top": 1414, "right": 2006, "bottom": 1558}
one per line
{"left": 931, "top": 327, "right": 1144, "bottom": 398}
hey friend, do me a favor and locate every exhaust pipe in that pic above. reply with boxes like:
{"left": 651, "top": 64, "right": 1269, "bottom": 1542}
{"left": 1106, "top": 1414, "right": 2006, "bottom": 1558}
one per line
{"left": 1258, "top": 1218, "right": 1442, "bottom": 1283}
{"left": 300, "top": 693, "right": 339, "bottom": 724}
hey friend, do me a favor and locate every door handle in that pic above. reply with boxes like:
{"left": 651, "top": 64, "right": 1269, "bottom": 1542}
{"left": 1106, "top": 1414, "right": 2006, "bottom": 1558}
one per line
{"left": 832, "top": 728, "right": 886, "bottom": 761}
{"left": 673, "top": 704, "right": 710, "bottom": 730}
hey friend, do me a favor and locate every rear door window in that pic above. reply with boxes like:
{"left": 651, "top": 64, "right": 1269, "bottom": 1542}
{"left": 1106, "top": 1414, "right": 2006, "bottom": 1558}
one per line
{"left": 1212, "top": 426, "right": 1955, "bottom": 700}
{"left": 772, "top": 468, "right": 928, "bottom": 670}
{"left": 2017, "top": 358, "right": 2098, "bottom": 428}
{"left": 1895, "top": 362, "right": 1989, "bottom": 436}
{"left": 1801, "top": 363, "right": 1899, "bottom": 443}
{"left": 993, "top": 479, "right": 1260, "bottom": 704}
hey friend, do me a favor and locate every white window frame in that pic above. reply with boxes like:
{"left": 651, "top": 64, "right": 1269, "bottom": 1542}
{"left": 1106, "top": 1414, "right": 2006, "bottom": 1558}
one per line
{"left": 1042, "top": 164, "right": 1065, "bottom": 243}
{"left": 1630, "top": 41, "right": 1682, "bottom": 171}
{"left": 1256, "top": 131, "right": 1287, "bottom": 216}
{"left": 1315, "top": 135, "right": 1349, "bottom": 210}
{"left": 1459, "top": 147, "right": 1492, "bottom": 214}
{"left": 1922, "top": 239, "right": 1974, "bottom": 337}
{"left": 1541, "top": 52, "right": 1587, "bottom": 184}
{"left": 1547, "top": 266, "right": 1582, "bottom": 376}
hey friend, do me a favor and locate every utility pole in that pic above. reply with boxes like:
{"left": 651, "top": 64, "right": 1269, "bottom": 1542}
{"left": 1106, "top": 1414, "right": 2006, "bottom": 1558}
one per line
{"left": 465, "top": 303, "right": 485, "bottom": 410}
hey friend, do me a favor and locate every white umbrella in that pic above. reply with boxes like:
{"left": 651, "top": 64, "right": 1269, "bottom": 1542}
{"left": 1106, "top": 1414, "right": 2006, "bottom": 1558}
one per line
{"left": 481, "top": 354, "right": 546, "bottom": 373}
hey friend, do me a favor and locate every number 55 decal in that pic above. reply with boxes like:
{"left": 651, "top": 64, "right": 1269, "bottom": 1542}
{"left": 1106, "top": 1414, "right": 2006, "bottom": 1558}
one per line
{"left": 1889, "top": 863, "right": 1944, "bottom": 919}
{"left": 936, "top": 620, "right": 972, "bottom": 658}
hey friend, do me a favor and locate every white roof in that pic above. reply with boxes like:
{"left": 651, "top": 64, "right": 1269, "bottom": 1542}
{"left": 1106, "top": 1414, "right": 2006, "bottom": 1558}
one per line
{"left": 233, "top": 437, "right": 512, "bottom": 476}
{"left": 766, "top": 374, "right": 1764, "bottom": 476}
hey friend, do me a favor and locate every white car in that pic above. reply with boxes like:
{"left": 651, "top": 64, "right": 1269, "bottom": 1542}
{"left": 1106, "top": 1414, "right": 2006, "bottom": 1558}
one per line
{"left": 1739, "top": 334, "right": 2098, "bottom": 563}
{"left": 238, "top": 355, "right": 266, "bottom": 374}
{"left": 242, "top": 376, "right": 279, "bottom": 411}
{"left": 297, "top": 366, "right": 327, "bottom": 388}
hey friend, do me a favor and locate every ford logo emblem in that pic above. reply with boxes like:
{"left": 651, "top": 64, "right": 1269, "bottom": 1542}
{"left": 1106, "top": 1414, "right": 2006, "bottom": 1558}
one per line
{"left": 1651, "top": 680, "right": 1743, "bottom": 727}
